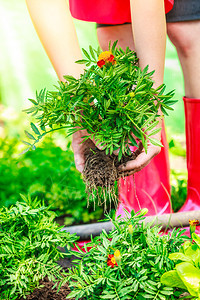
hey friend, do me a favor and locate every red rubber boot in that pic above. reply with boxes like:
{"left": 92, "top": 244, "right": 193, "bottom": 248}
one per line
{"left": 73, "top": 124, "right": 171, "bottom": 250}
{"left": 117, "top": 121, "right": 172, "bottom": 217}
{"left": 179, "top": 97, "right": 200, "bottom": 212}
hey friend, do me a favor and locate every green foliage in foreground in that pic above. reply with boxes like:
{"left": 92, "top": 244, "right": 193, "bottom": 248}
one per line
{"left": 161, "top": 232, "right": 200, "bottom": 299}
{"left": 0, "top": 136, "right": 104, "bottom": 225}
{"left": 24, "top": 43, "right": 176, "bottom": 160}
{"left": 0, "top": 195, "right": 78, "bottom": 299}
{"left": 64, "top": 210, "right": 187, "bottom": 300}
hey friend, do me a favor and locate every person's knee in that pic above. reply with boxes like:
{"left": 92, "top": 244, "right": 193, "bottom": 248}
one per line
{"left": 167, "top": 22, "right": 195, "bottom": 58}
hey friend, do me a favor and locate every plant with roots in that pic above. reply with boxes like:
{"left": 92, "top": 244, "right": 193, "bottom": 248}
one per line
{"left": 23, "top": 41, "right": 176, "bottom": 208}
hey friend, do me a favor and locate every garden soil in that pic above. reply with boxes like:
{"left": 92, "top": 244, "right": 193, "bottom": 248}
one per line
{"left": 17, "top": 276, "right": 73, "bottom": 300}
{"left": 17, "top": 257, "right": 81, "bottom": 300}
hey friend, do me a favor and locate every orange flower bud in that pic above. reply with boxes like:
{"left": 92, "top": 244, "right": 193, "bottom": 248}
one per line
{"left": 189, "top": 219, "right": 199, "bottom": 235}
{"left": 129, "top": 92, "right": 135, "bottom": 98}
{"left": 189, "top": 219, "right": 199, "bottom": 226}
{"left": 139, "top": 208, "right": 148, "bottom": 216}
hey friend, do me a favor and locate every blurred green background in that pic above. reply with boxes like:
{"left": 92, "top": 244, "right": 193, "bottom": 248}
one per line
{"left": 0, "top": 1, "right": 185, "bottom": 130}
{"left": 0, "top": 0, "right": 187, "bottom": 217}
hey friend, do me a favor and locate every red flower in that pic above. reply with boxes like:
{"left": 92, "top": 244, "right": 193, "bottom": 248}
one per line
{"left": 97, "top": 51, "right": 116, "bottom": 68}
{"left": 107, "top": 54, "right": 115, "bottom": 62}
{"left": 107, "top": 254, "right": 118, "bottom": 268}
{"left": 97, "top": 59, "right": 105, "bottom": 68}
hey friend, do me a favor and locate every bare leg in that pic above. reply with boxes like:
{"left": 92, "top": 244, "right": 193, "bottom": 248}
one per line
{"left": 167, "top": 20, "right": 200, "bottom": 215}
{"left": 97, "top": 24, "right": 135, "bottom": 51}
{"left": 167, "top": 20, "right": 200, "bottom": 98}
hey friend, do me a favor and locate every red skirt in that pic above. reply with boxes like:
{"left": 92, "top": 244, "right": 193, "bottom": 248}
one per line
{"left": 69, "top": 0, "right": 174, "bottom": 24}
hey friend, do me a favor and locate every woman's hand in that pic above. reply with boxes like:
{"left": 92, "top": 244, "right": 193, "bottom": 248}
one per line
{"left": 118, "top": 141, "right": 161, "bottom": 176}
{"left": 118, "top": 117, "right": 163, "bottom": 175}
{"left": 72, "top": 130, "right": 96, "bottom": 173}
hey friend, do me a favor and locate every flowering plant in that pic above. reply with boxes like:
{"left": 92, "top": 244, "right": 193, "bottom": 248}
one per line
{"left": 62, "top": 210, "right": 187, "bottom": 300}
{"left": 23, "top": 42, "right": 176, "bottom": 160}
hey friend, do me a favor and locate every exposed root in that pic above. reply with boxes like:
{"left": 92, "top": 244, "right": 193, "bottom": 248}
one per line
{"left": 82, "top": 148, "right": 141, "bottom": 210}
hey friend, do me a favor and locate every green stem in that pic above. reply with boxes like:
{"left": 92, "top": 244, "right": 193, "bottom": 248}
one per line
{"left": 130, "top": 234, "right": 134, "bottom": 248}
{"left": 133, "top": 290, "right": 139, "bottom": 299}
{"left": 153, "top": 290, "right": 160, "bottom": 300}
{"left": 119, "top": 263, "right": 126, "bottom": 277}
{"left": 114, "top": 286, "right": 121, "bottom": 300}
{"left": 29, "top": 125, "right": 70, "bottom": 149}
{"left": 125, "top": 113, "right": 148, "bottom": 138}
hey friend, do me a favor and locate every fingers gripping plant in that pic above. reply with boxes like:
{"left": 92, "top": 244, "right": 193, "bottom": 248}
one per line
{"left": 23, "top": 42, "right": 176, "bottom": 205}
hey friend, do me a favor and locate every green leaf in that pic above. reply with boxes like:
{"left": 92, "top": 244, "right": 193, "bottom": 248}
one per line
{"left": 161, "top": 106, "right": 169, "bottom": 116}
{"left": 111, "top": 40, "right": 118, "bottom": 54}
{"left": 89, "top": 45, "right": 96, "bottom": 60}
{"left": 40, "top": 125, "right": 46, "bottom": 132}
{"left": 145, "top": 121, "right": 159, "bottom": 132}
{"left": 128, "top": 134, "right": 138, "bottom": 147}
{"left": 169, "top": 253, "right": 192, "bottom": 262}
{"left": 148, "top": 127, "right": 161, "bottom": 137}
{"left": 82, "top": 48, "right": 91, "bottom": 60}
{"left": 192, "top": 233, "right": 200, "bottom": 248}
{"left": 21, "top": 140, "right": 32, "bottom": 146}
{"left": 66, "top": 290, "right": 82, "bottom": 298}
{"left": 20, "top": 148, "right": 30, "bottom": 155}
{"left": 25, "top": 130, "right": 36, "bottom": 141}
{"left": 23, "top": 107, "right": 37, "bottom": 114}
{"left": 101, "top": 294, "right": 116, "bottom": 299}
{"left": 144, "top": 137, "right": 148, "bottom": 153}
{"left": 75, "top": 59, "right": 88, "bottom": 64}
{"left": 176, "top": 262, "right": 200, "bottom": 297}
{"left": 148, "top": 138, "right": 163, "bottom": 148}
{"left": 63, "top": 75, "right": 77, "bottom": 81}
{"left": 131, "top": 126, "right": 142, "bottom": 139}
{"left": 31, "top": 123, "right": 40, "bottom": 135}
{"left": 161, "top": 270, "right": 187, "bottom": 289}
{"left": 118, "top": 147, "right": 123, "bottom": 161}
{"left": 28, "top": 98, "right": 38, "bottom": 105}
{"left": 158, "top": 84, "right": 166, "bottom": 95}
{"left": 142, "top": 115, "right": 156, "bottom": 129}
